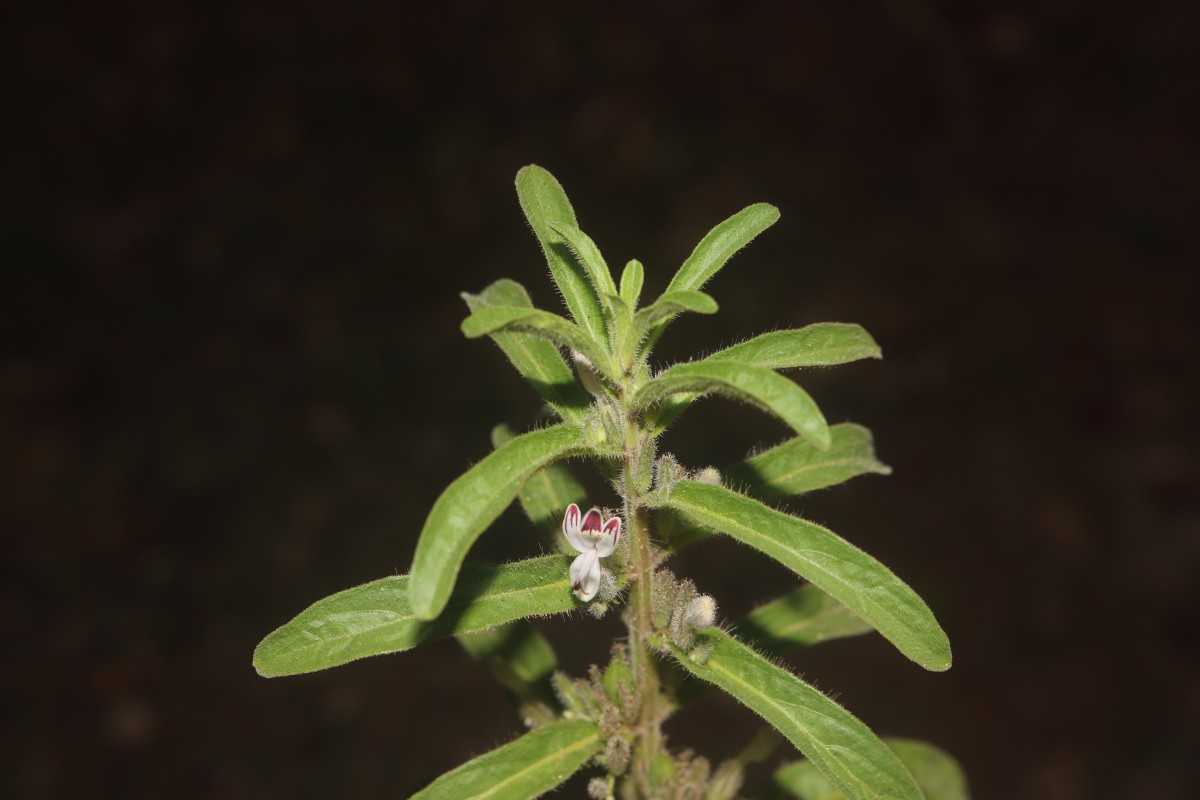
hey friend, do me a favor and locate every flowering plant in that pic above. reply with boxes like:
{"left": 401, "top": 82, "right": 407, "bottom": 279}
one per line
{"left": 254, "top": 166, "right": 968, "bottom": 799}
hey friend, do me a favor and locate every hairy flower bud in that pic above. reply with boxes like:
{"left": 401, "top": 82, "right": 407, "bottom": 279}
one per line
{"left": 684, "top": 595, "right": 717, "bottom": 630}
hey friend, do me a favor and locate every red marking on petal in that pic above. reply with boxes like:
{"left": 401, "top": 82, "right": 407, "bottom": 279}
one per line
{"left": 581, "top": 508, "right": 603, "bottom": 532}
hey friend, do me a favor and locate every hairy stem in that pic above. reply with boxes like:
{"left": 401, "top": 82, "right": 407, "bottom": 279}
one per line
{"left": 621, "top": 402, "right": 661, "bottom": 795}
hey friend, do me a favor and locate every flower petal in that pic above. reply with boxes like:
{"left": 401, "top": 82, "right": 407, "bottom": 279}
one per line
{"left": 581, "top": 507, "right": 604, "bottom": 533}
{"left": 595, "top": 515, "right": 621, "bottom": 558}
{"left": 570, "top": 547, "right": 601, "bottom": 601}
{"left": 563, "top": 503, "right": 587, "bottom": 552}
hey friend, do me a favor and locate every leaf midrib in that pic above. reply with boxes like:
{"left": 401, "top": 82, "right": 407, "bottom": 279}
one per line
{"left": 462, "top": 727, "right": 600, "bottom": 800}
{"left": 267, "top": 566, "right": 572, "bottom": 658}
{"left": 703, "top": 649, "right": 876, "bottom": 799}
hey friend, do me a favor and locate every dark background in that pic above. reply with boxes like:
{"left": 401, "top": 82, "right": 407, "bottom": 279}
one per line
{"left": 6, "top": 2, "right": 1198, "bottom": 798}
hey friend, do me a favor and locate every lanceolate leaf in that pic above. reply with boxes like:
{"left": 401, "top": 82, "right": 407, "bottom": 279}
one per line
{"left": 645, "top": 202, "right": 779, "bottom": 350}
{"left": 635, "top": 361, "right": 831, "bottom": 449}
{"left": 670, "top": 630, "right": 925, "bottom": 800}
{"left": 661, "top": 480, "right": 951, "bottom": 671}
{"left": 462, "top": 306, "right": 616, "bottom": 381}
{"left": 492, "top": 424, "right": 587, "bottom": 554}
{"left": 707, "top": 324, "right": 882, "bottom": 370}
{"left": 634, "top": 290, "right": 719, "bottom": 330}
{"left": 739, "top": 584, "right": 873, "bottom": 655}
{"left": 409, "top": 424, "right": 586, "bottom": 620}
{"left": 619, "top": 259, "right": 644, "bottom": 308}
{"left": 463, "top": 279, "right": 590, "bottom": 422}
{"left": 726, "top": 423, "right": 892, "bottom": 500}
{"left": 254, "top": 556, "right": 581, "bottom": 678}
{"left": 411, "top": 719, "right": 603, "bottom": 800}
{"left": 548, "top": 221, "right": 618, "bottom": 301}
{"left": 516, "top": 165, "right": 607, "bottom": 344}
{"left": 772, "top": 738, "right": 970, "bottom": 800}
{"left": 667, "top": 203, "right": 781, "bottom": 293}
{"left": 458, "top": 621, "right": 560, "bottom": 718}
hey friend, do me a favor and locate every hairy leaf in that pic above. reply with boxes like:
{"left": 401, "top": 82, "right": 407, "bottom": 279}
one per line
{"left": 463, "top": 279, "right": 590, "bottom": 422}
{"left": 772, "top": 738, "right": 970, "bottom": 800}
{"left": 409, "top": 424, "right": 586, "bottom": 620}
{"left": 619, "top": 259, "right": 644, "bottom": 309}
{"left": 635, "top": 361, "right": 830, "bottom": 449}
{"left": 645, "top": 202, "right": 779, "bottom": 350}
{"left": 740, "top": 584, "right": 873, "bottom": 655}
{"left": 726, "top": 423, "right": 891, "bottom": 499}
{"left": 254, "top": 556, "right": 580, "bottom": 677}
{"left": 661, "top": 480, "right": 951, "bottom": 671}
{"left": 492, "top": 423, "right": 587, "bottom": 554}
{"left": 549, "top": 221, "right": 618, "bottom": 301}
{"left": 462, "top": 306, "right": 615, "bottom": 381}
{"left": 667, "top": 203, "right": 781, "bottom": 293}
{"left": 634, "top": 289, "right": 719, "bottom": 330}
{"left": 411, "top": 719, "right": 603, "bottom": 800}
{"left": 708, "top": 324, "right": 881, "bottom": 370}
{"left": 516, "top": 165, "right": 607, "bottom": 343}
{"left": 670, "top": 630, "right": 924, "bottom": 800}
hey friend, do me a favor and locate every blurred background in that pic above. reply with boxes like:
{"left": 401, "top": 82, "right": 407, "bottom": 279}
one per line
{"left": 6, "top": 1, "right": 1198, "bottom": 798}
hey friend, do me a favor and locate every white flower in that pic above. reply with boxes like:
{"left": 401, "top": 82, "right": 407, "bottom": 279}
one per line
{"left": 562, "top": 502, "right": 621, "bottom": 602}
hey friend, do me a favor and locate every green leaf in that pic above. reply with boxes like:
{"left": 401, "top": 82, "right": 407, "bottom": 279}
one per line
{"left": 462, "top": 306, "right": 616, "bottom": 382}
{"left": 492, "top": 424, "right": 587, "bottom": 554}
{"left": 644, "top": 202, "right": 779, "bottom": 351}
{"left": 548, "top": 221, "right": 618, "bottom": 301}
{"left": 772, "top": 739, "right": 971, "bottom": 800}
{"left": 707, "top": 324, "right": 882, "bottom": 370}
{"left": 635, "top": 361, "right": 830, "bottom": 449}
{"left": 619, "top": 259, "right": 644, "bottom": 309}
{"left": 409, "top": 424, "right": 586, "bottom": 620}
{"left": 458, "top": 620, "right": 559, "bottom": 719}
{"left": 726, "top": 423, "right": 891, "bottom": 500}
{"left": 412, "top": 719, "right": 603, "bottom": 800}
{"left": 515, "top": 165, "right": 607, "bottom": 344}
{"left": 463, "top": 279, "right": 590, "bottom": 422}
{"left": 669, "top": 630, "right": 924, "bottom": 800}
{"left": 740, "top": 584, "right": 874, "bottom": 655}
{"left": 634, "top": 289, "right": 719, "bottom": 330}
{"left": 660, "top": 480, "right": 951, "bottom": 671}
{"left": 254, "top": 556, "right": 581, "bottom": 677}
{"left": 667, "top": 203, "right": 781, "bottom": 293}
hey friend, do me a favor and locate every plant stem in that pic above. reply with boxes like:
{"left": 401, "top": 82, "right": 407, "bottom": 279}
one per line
{"left": 620, "top": 401, "right": 661, "bottom": 795}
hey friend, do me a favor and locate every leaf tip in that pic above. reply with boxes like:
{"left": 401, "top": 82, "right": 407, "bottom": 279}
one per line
{"left": 251, "top": 640, "right": 279, "bottom": 678}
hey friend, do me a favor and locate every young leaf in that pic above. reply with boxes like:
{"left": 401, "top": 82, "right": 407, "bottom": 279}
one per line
{"left": 411, "top": 718, "right": 603, "bottom": 800}
{"left": 463, "top": 279, "right": 590, "bottom": 422}
{"left": 619, "top": 259, "right": 644, "bottom": 308}
{"left": 492, "top": 424, "right": 587, "bottom": 554}
{"left": 771, "top": 738, "right": 971, "bottom": 800}
{"left": 660, "top": 480, "right": 951, "bottom": 671}
{"left": 644, "top": 202, "right": 779, "bottom": 350}
{"left": 634, "top": 290, "right": 719, "bottom": 330}
{"left": 409, "top": 424, "right": 586, "bottom": 620}
{"left": 707, "top": 324, "right": 882, "bottom": 370}
{"left": 515, "top": 165, "right": 607, "bottom": 344}
{"left": 462, "top": 306, "right": 616, "bottom": 382}
{"left": 458, "top": 620, "right": 559, "bottom": 719}
{"left": 548, "top": 221, "right": 618, "bottom": 301}
{"left": 666, "top": 203, "right": 781, "bottom": 292}
{"left": 254, "top": 555, "right": 582, "bottom": 677}
{"left": 739, "top": 584, "right": 874, "bottom": 655}
{"left": 635, "top": 361, "right": 831, "bottom": 449}
{"left": 725, "top": 423, "right": 892, "bottom": 499}
{"left": 669, "top": 630, "right": 925, "bottom": 800}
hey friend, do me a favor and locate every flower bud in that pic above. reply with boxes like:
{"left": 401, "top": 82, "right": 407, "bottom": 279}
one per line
{"left": 684, "top": 595, "right": 717, "bottom": 630}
